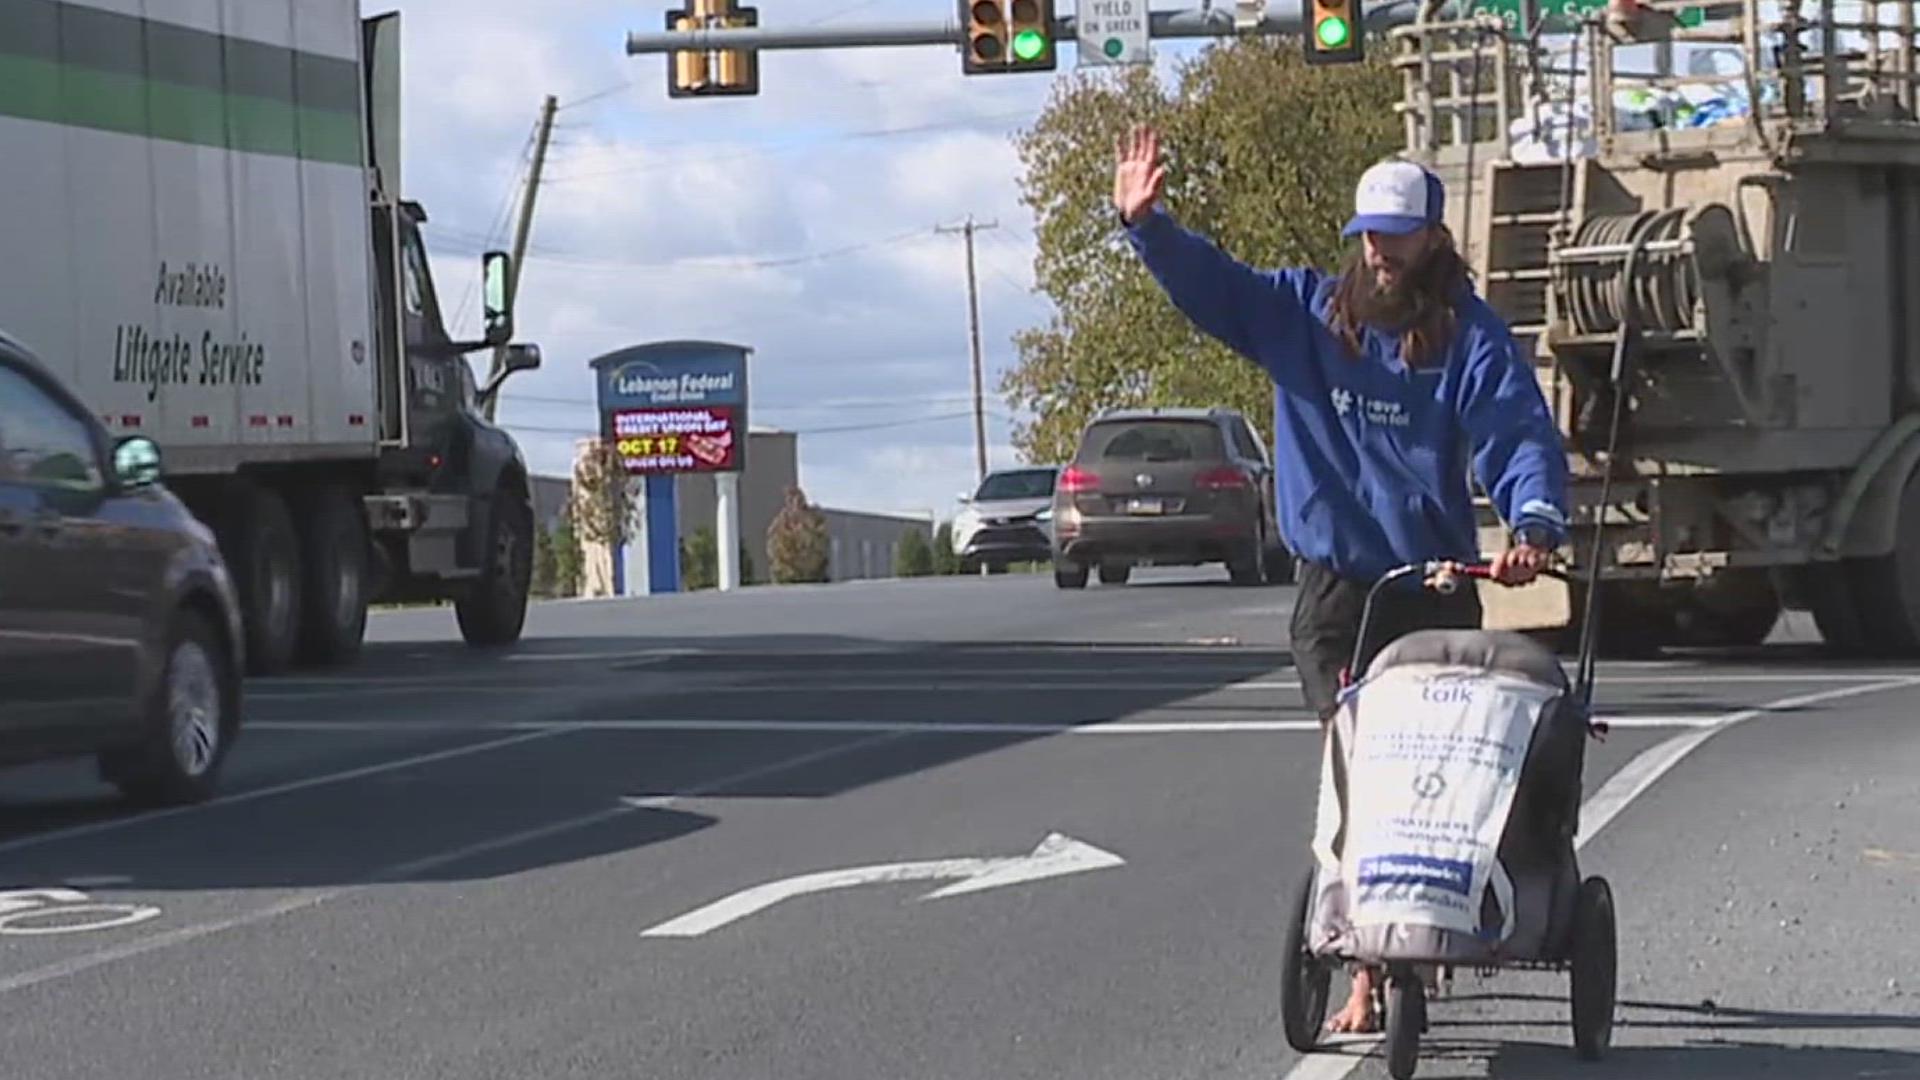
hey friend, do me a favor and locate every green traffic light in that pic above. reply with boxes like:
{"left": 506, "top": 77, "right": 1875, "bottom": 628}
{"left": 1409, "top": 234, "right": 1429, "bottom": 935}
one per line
{"left": 1012, "top": 28, "right": 1046, "bottom": 61}
{"left": 1315, "top": 15, "right": 1351, "bottom": 47}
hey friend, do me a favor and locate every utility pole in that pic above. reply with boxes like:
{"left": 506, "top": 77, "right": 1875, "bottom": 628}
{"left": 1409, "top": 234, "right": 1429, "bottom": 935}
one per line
{"left": 936, "top": 215, "right": 996, "bottom": 484}
{"left": 484, "top": 93, "right": 558, "bottom": 422}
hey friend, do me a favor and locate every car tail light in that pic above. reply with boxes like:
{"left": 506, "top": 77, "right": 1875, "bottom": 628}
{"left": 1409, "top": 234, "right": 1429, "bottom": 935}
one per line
{"left": 1059, "top": 466, "right": 1100, "bottom": 493}
{"left": 1195, "top": 467, "right": 1252, "bottom": 490}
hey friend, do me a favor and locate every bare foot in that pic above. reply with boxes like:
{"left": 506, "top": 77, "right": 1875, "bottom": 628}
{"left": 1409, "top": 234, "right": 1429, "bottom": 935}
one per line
{"left": 1325, "top": 975, "right": 1379, "bottom": 1034}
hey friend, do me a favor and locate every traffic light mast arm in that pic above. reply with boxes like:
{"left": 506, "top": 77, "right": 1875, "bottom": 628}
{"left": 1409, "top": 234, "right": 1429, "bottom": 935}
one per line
{"left": 624, "top": 0, "right": 1447, "bottom": 54}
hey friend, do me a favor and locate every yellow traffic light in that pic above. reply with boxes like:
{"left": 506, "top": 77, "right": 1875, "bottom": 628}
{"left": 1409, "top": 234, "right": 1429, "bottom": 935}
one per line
{"left": 1304, "top": 0, "right": 1363, "bottom": 64}
{"left": 666, "top": 0, "right": 759, "bottom": 97}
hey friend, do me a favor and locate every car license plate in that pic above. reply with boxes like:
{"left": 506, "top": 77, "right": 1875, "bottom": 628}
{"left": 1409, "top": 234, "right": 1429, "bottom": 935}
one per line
{"left": 1125, "top": 497, "right": 1165, "bottom": 515}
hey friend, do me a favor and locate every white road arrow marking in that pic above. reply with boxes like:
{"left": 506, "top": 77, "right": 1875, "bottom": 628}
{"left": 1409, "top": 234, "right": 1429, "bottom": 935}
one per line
{"left": 639, "top": 832, "right": 1125, "bottom": 938}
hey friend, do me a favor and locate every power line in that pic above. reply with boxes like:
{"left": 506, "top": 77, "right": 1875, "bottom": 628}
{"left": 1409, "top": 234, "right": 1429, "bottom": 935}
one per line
{"left": 449, "top": 118, "right": 540, "bottom": 334}
{"left": 557, "top": 80, "right": 635, "bottom": 112}
{"left": 432, "top": 226, "right": 936, "bottom": 274}
{"left": 976, "top": 228, "right": 1039, "bottom": 294}
{"left": 504, "top": 408, "right": 1011, "bottom": 440}
{"left": 542, "top": 110, "right": 1036, "bottom": 183}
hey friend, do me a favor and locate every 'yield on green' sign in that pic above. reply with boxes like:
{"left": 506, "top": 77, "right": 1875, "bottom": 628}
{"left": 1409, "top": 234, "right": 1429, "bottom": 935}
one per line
{"left": 1073, "top": 0, "right": 1150, "bottom": 66}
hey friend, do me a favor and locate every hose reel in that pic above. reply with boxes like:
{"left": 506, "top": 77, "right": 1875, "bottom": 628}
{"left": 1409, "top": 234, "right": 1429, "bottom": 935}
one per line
{"left": 1552, "top": 209, "right": 1701, "bottom": 336}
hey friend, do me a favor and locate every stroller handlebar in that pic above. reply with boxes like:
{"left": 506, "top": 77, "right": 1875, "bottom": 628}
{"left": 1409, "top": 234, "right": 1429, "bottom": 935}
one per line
{"left": 1342, "top": 559, "right": 1575, "bottom": 690}
{"left": 1385, "top": 559, "right": 1576, "bottom": 594}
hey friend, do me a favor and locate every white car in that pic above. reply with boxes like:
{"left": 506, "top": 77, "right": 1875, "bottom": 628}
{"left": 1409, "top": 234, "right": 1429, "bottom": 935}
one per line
{"left": 951, "top": 466, "right": 1059, "bottom": 573}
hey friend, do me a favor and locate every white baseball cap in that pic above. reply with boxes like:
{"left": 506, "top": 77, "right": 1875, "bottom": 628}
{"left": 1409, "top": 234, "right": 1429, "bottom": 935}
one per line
{"left": 1342, "top": 159, "right": 1445, "bottom": 238}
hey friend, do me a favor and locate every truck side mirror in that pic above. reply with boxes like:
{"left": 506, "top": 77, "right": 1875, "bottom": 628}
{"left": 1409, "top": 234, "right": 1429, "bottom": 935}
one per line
{"left": 476, "top": 344, "right": 542, "bottom": 410}
{"left": 502, "top": 343, "right": 541, "bottom": 375}
{"left": 482, "top": 250, "right": 513, "bottom": 346}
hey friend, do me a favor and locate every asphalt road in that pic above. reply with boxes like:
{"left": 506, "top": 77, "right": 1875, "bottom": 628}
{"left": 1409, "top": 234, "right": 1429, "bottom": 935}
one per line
{"left": 2, "top": 569, "right": 1918, "bottom": 1080}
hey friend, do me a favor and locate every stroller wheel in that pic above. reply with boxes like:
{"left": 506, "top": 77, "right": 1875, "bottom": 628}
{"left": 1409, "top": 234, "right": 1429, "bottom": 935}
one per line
{"left": 1570, "top": 875, "right": 1617, "bottom": 1060}
{"left": 1385, "top": 969, "right": 1425, "bottom": 1080}
{"left": 1280, "top": 866, "right": 1331, "bottom": 1052}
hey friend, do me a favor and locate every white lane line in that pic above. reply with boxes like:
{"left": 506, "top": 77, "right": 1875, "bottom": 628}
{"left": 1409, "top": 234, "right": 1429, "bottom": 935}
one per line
{"left": 1574, "top": 676, "right": 1920, "bottom": 847}
{"left": 244, "top": 671, "right": 1919, "bottom": 701}
{"left": 0, "top": 889, "right": 340, "bottom": 996}
{"left": 505, "top": 651, "right": 694, "bottom": 664}
{"left": 0, "top": 729, "right": 572, "bottom": 859}
{"left": 1276, "top": 673, "right": 1920, "bottom": 1080}
{"left": 244, "top": 714, "right": 1721, "bottom": 737}
{"left": 0, "top": 732, "right": 903, "bottom": 997}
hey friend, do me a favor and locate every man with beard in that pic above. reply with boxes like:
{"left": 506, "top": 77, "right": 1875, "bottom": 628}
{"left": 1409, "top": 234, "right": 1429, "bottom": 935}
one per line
{"left": 1114, "top": 127, "right": 1571, "bottom": 1034}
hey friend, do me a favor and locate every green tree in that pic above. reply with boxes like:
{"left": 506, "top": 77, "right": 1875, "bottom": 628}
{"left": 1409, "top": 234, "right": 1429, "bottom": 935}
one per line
{"left": 1000, "top": 39, "right": 1403, "bottom": 463}
{"left": 896, "top": 527, "right": 935, "bottom": 577}
{"left": 681, "top": 528, "right": 757, "bottom": 589}
{"left": 767, "top": 486, "right": 831, "bottom": 584}
{"left": 531, "top": 519, "right": 559, "bottom": 598}
{"left": 681, "top": 528, "right": 718, "bottom": 591}
{"left": 931, "top": 521, "right": 962, "bottom": 575}
{"left": 571, "top": 440, "right": 633, "bottom": 551}
{"left": 551, "top": 512, "right": 583, "bottom": 597}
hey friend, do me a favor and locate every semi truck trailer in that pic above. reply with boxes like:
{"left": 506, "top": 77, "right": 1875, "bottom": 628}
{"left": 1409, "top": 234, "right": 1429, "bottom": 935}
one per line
{"left": 0, "top": 0, "right": 541, "bottom": 674}
{"left": 1391, "top": 0, "right": 1920, "bottom": 657}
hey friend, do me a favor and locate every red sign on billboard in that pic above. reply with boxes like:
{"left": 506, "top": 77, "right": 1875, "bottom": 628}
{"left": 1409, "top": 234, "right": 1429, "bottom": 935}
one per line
{"left": 611, "top": 406, "right": 739, "bottom": 475}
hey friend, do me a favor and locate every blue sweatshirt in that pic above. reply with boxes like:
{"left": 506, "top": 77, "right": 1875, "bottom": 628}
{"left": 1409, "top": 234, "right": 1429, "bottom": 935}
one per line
{"left": 1126, "top": 207, "right": 1571, "bottom": 584}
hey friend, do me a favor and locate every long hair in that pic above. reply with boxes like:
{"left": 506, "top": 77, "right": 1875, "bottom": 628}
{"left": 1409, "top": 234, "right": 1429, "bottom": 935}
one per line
{"left": 1324, "top": 226, "right": 1471, "bottom": 369}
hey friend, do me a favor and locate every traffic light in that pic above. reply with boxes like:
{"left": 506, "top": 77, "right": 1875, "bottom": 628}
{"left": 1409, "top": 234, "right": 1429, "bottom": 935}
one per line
{"left": 961, "top": 0, "right": 1055, "bottom": 74}
{"left": 1304, "top": 0, "right": 1363, "bottom": 64}
{"left": 1006, "top": 0, "right": 1056, "bottom": 70}
{"left": 963, "top": 0, "right": 1007, "bottom": 73}
{"left": 666, "top": 0, "right": 758, "bottom": 97}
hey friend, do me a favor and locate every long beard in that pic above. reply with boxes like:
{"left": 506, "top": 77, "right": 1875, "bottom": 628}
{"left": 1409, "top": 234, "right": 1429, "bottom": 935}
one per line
{"left": 1329, "top": 244, "right": 1465, "bottom": 367}
{"left": 1347, "top": 273, "right": 1421, "bottom": 331}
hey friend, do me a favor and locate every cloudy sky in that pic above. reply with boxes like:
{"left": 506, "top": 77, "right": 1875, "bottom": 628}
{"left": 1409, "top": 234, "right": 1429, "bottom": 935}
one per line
{"left": 383, "top": 0, "right": 1212, "bottom": 521}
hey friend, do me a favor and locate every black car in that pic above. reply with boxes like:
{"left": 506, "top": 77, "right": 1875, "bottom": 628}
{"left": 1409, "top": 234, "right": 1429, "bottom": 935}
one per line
{"left": 0, "top": 332, "right": 245, "bottom": 804}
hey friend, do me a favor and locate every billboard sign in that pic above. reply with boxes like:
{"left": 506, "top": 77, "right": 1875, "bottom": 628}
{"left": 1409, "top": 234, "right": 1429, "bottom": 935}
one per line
{"left": 589, "top": 341, "right": 750, "bottom": 476}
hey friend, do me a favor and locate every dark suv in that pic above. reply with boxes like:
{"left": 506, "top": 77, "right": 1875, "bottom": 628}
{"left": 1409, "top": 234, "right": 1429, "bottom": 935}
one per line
{"left": 1049, "top": 407, "right": 1293, "bottom": 588}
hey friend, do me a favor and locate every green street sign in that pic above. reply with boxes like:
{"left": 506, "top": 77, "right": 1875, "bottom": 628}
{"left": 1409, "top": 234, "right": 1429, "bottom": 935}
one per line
{"left": 1478, "top": 0, "right": 1704, "bottom": 36}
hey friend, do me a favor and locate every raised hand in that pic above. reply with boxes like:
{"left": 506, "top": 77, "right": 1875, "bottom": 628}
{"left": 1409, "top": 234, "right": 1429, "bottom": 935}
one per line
{"left": 1112, "top": 124, "right": 1166, "bottom": 226}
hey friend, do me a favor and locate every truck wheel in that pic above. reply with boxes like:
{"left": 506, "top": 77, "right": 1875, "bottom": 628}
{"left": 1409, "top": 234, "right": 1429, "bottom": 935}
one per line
{"left": 1845, "top": 467, "right": 1920, "bottom": 656}
{"left": 1552, "top": 580, "right": 1665, "bottom": 658}
{"left": 1667, "top": 572, "right": 1781, "bottom": 649}
{"left": 294, "top": 486, "right": 368, "bottom": 667}
{"left": 223, "top": 485, "right": 303, "bottom": 676}
{"left": 1800, "top": 562, "right": 1870, "bottom": 655}
{"left": 456, "top": 486, "right": 533, "bottom": 647}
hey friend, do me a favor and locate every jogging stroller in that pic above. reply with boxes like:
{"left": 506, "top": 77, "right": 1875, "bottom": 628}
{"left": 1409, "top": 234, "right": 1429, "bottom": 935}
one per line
{"left": 1278, "top": 561, "right": 1616, "bottom": 1080}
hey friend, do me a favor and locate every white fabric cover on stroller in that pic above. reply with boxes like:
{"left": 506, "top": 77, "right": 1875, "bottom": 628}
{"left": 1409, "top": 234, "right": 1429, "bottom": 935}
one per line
{"left": 1305, "top": 628, "right": 1589, "bottom": 967}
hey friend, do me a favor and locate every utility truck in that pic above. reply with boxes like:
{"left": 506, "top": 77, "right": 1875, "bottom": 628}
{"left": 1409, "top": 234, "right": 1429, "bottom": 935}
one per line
{"left": 0, "top": 0, "right": 541, "bottom": 673}
{"left": 1391, "top": 0, "right": 1920, "bottom": 655}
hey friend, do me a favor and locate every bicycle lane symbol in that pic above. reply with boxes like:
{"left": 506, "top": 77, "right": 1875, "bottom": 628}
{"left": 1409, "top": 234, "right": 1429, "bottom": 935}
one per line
{"left": 0, "top": 889, "right": 161, "bottom": 936}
